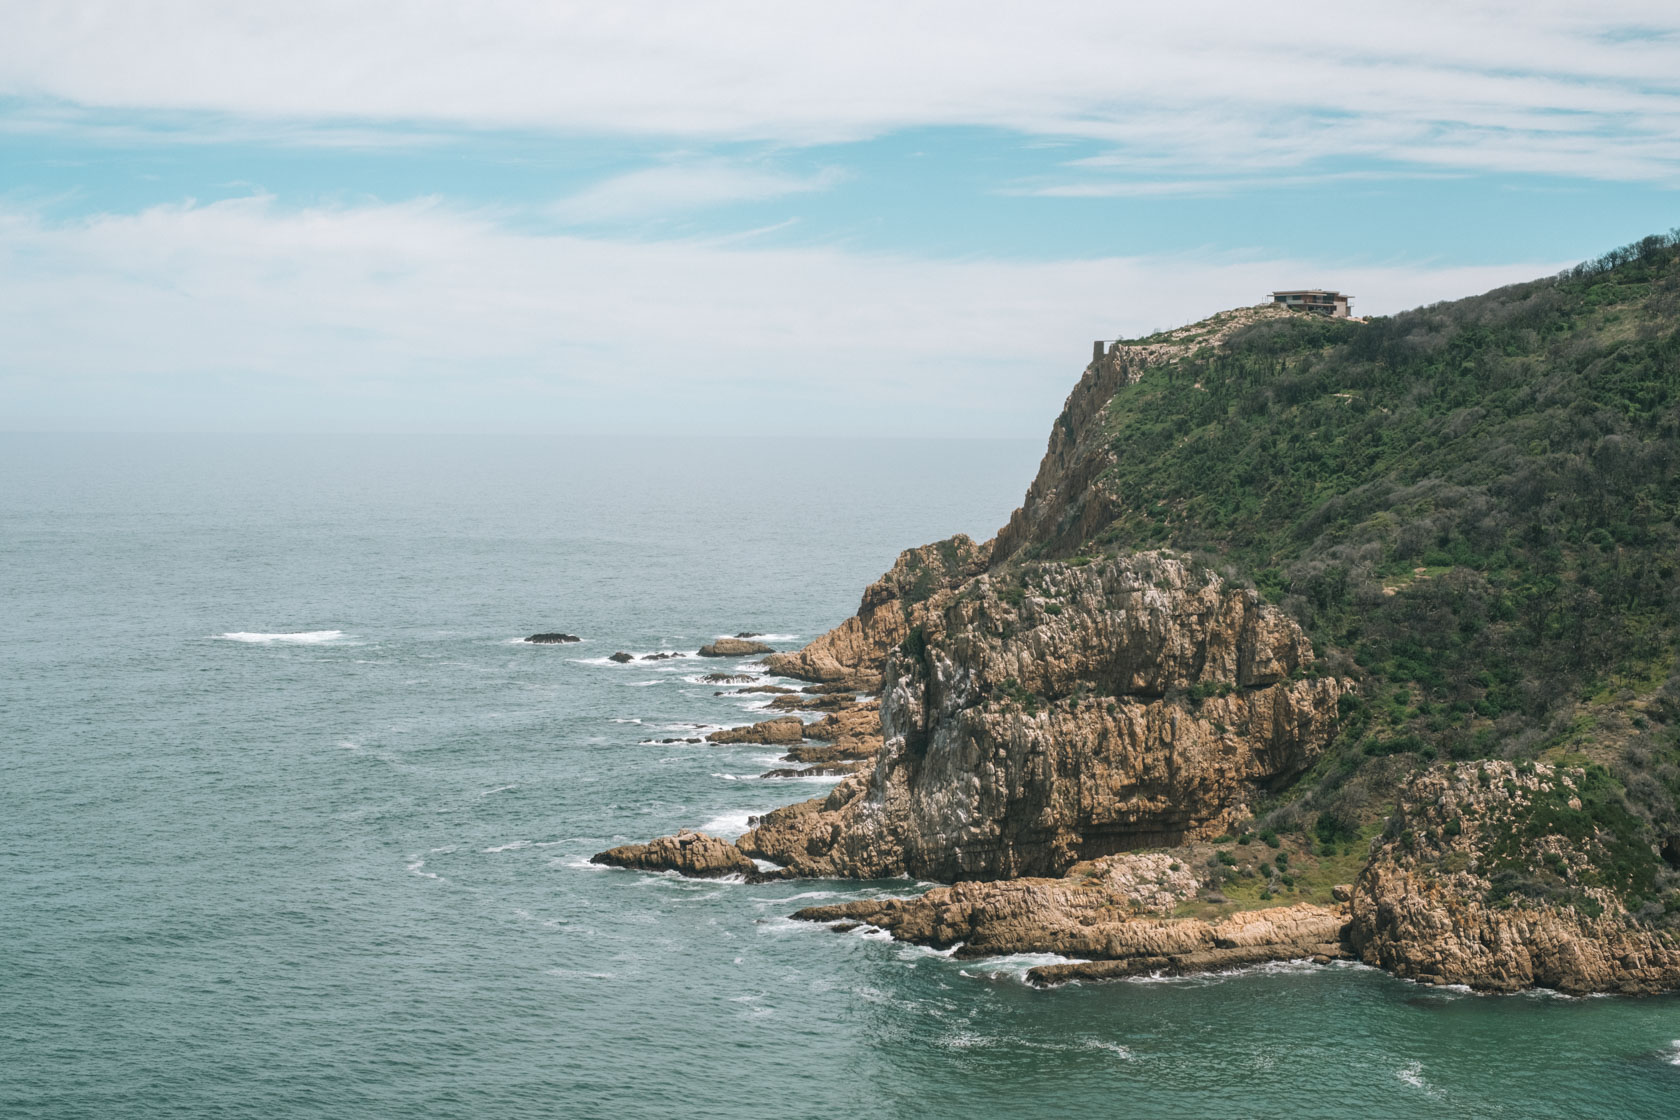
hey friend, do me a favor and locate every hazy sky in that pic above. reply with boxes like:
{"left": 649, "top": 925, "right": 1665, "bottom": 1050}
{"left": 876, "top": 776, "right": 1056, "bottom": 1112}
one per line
{"left": 3, "top": 2, "right": 1678, "bottom": 435}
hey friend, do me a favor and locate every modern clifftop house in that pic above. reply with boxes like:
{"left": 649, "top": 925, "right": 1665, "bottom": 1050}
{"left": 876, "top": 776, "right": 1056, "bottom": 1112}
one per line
{"left": 1269, "top": 290, "right": 1353, "bottom": 317}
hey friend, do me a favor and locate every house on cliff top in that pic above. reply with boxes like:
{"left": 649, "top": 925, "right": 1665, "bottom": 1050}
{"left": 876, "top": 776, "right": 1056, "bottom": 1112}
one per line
{"left": 1269, "top": 289, "right": 1353, "bottom": 317}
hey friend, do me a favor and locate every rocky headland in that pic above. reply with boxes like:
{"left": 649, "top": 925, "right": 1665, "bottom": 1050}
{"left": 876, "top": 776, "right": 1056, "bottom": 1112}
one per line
{"left": 592, "top": 240, "right": 1680, "bottom": 994}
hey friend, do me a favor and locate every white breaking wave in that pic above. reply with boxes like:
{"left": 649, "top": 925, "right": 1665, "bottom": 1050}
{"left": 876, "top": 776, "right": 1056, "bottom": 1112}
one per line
{"left": 698, "top": 810, "right": 758, "bottom": 838}
{"left": 1667, "top": 1040, "right": 1680, "bottom": 1066}
{"left": 483, "top": 840, "right": 531, "bottom": 854}
{"left": 217, "top": 630, "right": 345, "bottom": 643}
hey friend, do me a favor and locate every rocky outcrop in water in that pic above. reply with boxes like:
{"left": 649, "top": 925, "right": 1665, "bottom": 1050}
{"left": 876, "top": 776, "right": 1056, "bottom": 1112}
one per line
{"left": 590, "top": 830, "right": 756, "bottom": 878}
{"left": 706, "top": 716, "right": 805, "bottom": 745}
{"left": 738, "top": 552, "right": 1347, "bottom": 881}
{"left": 526, "top": 632, "right": 581, "bottom": 643}
{"left": 699, "top": 638, "right": 774, "bottom": 657}
{"left": 608, "top": 651, "right": 635, "bottom": 663}
{"left": 1348, "top": 761, "right": 1680, "bottom": 994}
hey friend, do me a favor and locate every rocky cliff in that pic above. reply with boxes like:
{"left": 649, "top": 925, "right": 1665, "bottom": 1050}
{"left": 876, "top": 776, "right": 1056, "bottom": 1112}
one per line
{"left": 592, "top": 238, "right": 1680, "bottom": 994}
{"left": 739, "top": 551, "right": 1346, "bottom": 880}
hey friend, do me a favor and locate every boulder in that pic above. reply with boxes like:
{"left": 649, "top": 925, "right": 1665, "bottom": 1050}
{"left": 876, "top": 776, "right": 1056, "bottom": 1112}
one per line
{"left": 698, "top": 638, "right": 774, "bottom": 657}
{"left": 590, "top": 830, "right": 756, "bottom": 879}
{"left": 607, "top": 651, "right": 635, "bottom": 663}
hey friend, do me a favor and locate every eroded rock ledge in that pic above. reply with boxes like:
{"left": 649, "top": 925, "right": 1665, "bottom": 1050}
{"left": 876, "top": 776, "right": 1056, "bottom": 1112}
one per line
{"left": 792, "top": 849, "right": 1348, "bottom": 986}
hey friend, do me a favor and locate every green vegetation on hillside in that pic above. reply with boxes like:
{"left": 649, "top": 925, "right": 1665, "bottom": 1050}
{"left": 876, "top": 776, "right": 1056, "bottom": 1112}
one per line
{"left": 1080, "top": 232, "right": 1680, "bottom": 865}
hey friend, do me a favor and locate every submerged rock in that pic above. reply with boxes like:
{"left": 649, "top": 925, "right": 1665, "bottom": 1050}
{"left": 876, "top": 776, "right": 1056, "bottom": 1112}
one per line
{"left": 591, "top": 830, "right": 755, "bottom": 879}
{"left": 526, "top": 632, "right": 581, "bottom": 643}
{"left": 642, "top": 652, "right": 681, "bottom": 661}
{"left": 698, "top": 638, "right": 774, "bottom": 657}
{"left": 701, "top": 673, "right": 755, "bottom": 684}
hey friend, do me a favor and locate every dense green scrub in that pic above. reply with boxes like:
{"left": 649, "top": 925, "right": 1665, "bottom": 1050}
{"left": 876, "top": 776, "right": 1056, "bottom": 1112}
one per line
{"left": 1083, "top": 233, "right": 1680, "bottom": 875}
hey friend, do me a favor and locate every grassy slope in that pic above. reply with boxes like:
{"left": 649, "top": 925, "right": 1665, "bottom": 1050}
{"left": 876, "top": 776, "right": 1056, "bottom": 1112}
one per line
{"left": 1058, "top": 233, "right": 1680, "bottom": 890}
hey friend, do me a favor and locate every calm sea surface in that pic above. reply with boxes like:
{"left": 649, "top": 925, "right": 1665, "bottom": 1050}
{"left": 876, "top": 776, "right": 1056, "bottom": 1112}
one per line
{"left": 4, "top": 433, "right": 1678, "bottom": 1119}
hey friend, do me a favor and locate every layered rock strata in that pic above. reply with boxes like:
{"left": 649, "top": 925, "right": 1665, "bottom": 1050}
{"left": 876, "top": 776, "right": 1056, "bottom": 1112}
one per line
{"left": 793, "top": 848, "right": 1347, "bottom": 986}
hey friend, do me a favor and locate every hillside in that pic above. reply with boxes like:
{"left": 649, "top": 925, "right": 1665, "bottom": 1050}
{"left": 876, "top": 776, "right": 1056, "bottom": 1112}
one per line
{"left": 1013, "top": 232, "right": 1680, "bottom": 867}
{"left": 598, "top": 231, "right": 1680, "bottom": 993}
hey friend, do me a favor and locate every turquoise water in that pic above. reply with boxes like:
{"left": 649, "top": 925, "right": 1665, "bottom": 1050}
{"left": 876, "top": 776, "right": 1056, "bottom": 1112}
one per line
{"left": 4, "top": 433, "right": 1679, "bottom": 1119}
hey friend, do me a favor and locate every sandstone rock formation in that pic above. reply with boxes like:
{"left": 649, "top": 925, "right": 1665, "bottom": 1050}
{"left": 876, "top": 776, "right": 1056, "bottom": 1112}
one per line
{"left": 590, "top": 830, "right": 756, "bottom": 878}
{"left": 738, "top": 552, "right": 1346, "bottom": 881}
{"left": 1348, "top": 761, "right": 1680, "bottom": 994}
{"left": 763, "top": 535, "right": 991, "bottom": 690}
{"left": 706, "top": 716, "right": 805, "bottom": 745}
{"left": 698, "top": 637, "right": 774, "bottom": 657}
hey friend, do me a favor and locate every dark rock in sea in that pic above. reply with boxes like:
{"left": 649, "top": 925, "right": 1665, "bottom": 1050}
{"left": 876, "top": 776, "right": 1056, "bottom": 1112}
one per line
{"left": 701, "top": 673, "right": 755, "bottom": 684}
{"left": 527, "top": 632, "right": 581, "bottom": 643}
{"left": 829, "top": 922, "right": 860, "bottom": 934}
{"left": 735, "top": 632, "right": 763, "bottom": 638}
{"left": 734, "top": 684, "right": 795, "bottom": 694}
{"left": 698, "top": 638, "right": 774, "bottom": 657}
{"left": 707, "top": 717, "right": 805, "bottom": 745}
{"left": 760, "top": 762, "right": 865, "bottom": 779}
{"left": 648, "top": 737, "right": 704, "bottom": 745}
{"left": 607, "top": 651, "right": 635, "bottom": 663}
{"left": 642, "top": 652, "right": 681, "bottom": 661}
{"left": 590, "top": 830, "right": 756, "bottom": 879}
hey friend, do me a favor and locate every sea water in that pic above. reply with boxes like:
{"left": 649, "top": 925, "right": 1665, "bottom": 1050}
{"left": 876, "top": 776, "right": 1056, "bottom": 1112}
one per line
{"left": 3, "top": 433, "right": 1677, "bottom": 1119}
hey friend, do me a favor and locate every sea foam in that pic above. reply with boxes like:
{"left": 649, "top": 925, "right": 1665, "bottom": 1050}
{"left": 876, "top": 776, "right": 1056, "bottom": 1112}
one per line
{"left": 217, "top": 630, "right": 345, "bottom": 644}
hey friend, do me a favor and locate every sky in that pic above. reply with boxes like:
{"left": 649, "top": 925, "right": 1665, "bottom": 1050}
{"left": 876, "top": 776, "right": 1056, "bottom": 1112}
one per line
{"left": 3, "top": 1, "right": 1678, "bottom": 436}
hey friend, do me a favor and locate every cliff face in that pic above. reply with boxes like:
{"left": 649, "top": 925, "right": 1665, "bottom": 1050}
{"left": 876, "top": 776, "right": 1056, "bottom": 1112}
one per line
{"left": 1349, "top": 761, "right": 1680, "bottom": 994}
{"left": 763, "top": 534, "right": 990, "bottom": 690}
{"left": 738, "top": 552, "right": 1347, "bottom": 880}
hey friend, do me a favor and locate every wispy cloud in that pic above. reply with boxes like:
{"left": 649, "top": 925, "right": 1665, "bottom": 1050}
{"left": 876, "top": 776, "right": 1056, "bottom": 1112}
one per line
{"left": 550, "top": 160, "right": 846, "bottom": 223}
{"left": 0, "top": 197, "right": 1568, "bottom": 433}
{"left": 2, "top": 2, "right": 1678, "bottom": 181}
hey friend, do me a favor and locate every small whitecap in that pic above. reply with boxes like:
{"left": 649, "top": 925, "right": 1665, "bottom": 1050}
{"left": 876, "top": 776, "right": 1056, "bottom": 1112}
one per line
{"left": 217, "top": 630, "right": 345, "bottom": 644}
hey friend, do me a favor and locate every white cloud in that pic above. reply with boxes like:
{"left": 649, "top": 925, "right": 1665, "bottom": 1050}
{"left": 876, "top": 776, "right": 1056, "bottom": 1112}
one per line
{"left": 550, "top": 160, "right": 845, "bottom": 223}
{"left": 2, "top": 2, "right": 1679, "bottom": 180}
{"left": 0, "top": 197, "right": 1567, "bottom": 433}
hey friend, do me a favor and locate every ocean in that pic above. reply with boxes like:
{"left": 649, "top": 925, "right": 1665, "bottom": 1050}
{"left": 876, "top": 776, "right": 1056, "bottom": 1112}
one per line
{"left": 3, "top": 433, "right": 1678, "bottom": 1119}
